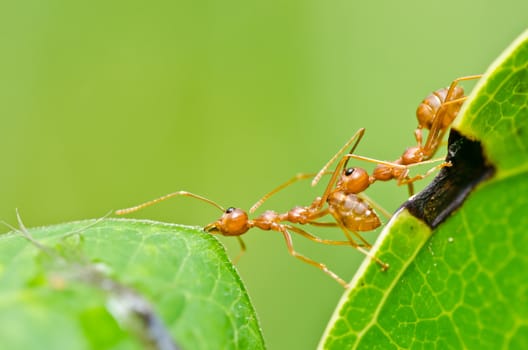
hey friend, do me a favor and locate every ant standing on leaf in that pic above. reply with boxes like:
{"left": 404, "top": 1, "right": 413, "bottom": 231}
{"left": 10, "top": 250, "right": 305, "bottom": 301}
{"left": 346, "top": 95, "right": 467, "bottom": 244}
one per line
{"left": 118, "top": 191, "right": 360, "bottom": 288}
{"left": 116, "top": 129, "right": 400, "bottom": 288}
{"left": 336, "top": 75, "right": 482, "bottom": 195}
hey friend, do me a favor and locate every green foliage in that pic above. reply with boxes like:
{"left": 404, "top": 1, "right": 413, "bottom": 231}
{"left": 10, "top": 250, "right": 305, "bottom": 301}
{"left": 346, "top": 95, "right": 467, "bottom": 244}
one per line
{"left": 319, "top": 30, "right": 528, "bottom": 349}
{"left": 457, "top": 30, "right": 528, "bottom": 175}
{"left": 0, "top": 219, "right": 264, "bottom": 349}
{"left": 1, "top": 21, "right": 526, "bottom": 350}
{"left": 3, "top": 2, "right": 527, "bottom": 349}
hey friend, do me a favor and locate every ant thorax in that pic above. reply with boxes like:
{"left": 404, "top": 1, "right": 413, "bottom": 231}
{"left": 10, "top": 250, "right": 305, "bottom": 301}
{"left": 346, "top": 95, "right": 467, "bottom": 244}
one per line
{"left": 286, "top": 206, "right": 310, "bottom": 224}
{"left": 327, "top": 191, "right": 381, "bottom": 232}
{"left": 253, "top": 210, "right": 281, "bottom": 231}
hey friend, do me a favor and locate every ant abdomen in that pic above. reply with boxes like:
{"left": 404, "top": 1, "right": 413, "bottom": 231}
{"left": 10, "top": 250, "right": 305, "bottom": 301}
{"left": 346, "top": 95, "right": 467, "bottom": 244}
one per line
{"left": 328, "top": 192, "right": 381, "bottom": 232}
{"left": 416, "top": 86, "right": 465, "bottom": 129}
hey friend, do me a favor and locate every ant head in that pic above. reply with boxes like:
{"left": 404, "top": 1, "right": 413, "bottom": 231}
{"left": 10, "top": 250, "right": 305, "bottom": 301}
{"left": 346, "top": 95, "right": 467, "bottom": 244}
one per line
{"left": 205, "top": 207, "right": 250, "bottom": 236}
{"left": 338, "top": 167, "right": 370, "bottom": 194}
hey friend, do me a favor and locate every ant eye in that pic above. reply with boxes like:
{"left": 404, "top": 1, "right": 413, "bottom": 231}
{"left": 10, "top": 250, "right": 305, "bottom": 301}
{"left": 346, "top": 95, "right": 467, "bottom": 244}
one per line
{"left": 226, "top": 207, "right": 235, "bottom": 213}
{"left": 345, "top": 168, "right": 356, "bottom": 176}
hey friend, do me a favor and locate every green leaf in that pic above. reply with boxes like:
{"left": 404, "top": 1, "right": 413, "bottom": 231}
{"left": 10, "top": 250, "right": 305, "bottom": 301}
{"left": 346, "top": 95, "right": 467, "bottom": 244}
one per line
{"left": 319, "top": 29, "right": 528, "bottom": 349}
{"left": 456, "top": 30, "right": 528, "bottom": 175}
{"left": 0, "top": 218, "right": 264, "bottom": 349}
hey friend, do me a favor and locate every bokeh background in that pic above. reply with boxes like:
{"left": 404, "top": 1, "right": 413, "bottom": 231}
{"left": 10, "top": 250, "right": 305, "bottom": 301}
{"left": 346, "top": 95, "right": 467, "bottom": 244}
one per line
{"left": 1, "top": 1, "right": 526, "bottom": 349}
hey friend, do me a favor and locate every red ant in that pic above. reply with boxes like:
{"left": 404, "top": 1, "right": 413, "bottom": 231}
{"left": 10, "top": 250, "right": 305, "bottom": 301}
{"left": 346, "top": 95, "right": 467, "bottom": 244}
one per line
{"left": 116, "top": 129, "right": 391, "bottom": 288}
{"left": 319, "top": 75, "right": 482, "bottom": 195}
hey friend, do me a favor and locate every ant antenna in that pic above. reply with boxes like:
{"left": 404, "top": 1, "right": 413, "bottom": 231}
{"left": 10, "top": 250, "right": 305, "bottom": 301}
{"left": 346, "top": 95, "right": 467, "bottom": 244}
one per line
{"left": 312, "top": 128, "right": 365, "bottom": 187}
{"left": 115, "top": 191, "right": 225, "bottom": 215}
{"left": 249, "top": 171, "right": 332, "bottom": 214}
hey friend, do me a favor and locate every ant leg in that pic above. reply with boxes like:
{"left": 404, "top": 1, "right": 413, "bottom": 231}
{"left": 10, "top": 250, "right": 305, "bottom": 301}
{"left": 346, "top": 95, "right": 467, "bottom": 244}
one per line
{"left": 406, "top": 182, "right": 415, "bottom": 197}
{"left": 347, "top": 154, "right": 445, "bottom": 170}
{"left": 252, "top": 133, "right": 373, "bottom": 213}
{"left": 401, "top": 157, "right": 449, "bottom": 192}
{"left": 441, "top": 96, "right": 468, "bottom": 106}
{"left": 252, "top": 130, "right": 366, "bottom": 214}
{"left": 355, "top": 245, "right": 389, "bottom": 271}
{"left": 286, "top": 224, "right": 368, "bottom": 247}
{"left": 327, "top": 208, "right": 372, "bottom": 248}
{"left": 326, "top": 214, "right": 367, "bottom": 249}
{"left": 314, "top": 129, "right": 373, "bottom": 207}
{"left": 307, "top": 221, "right": 372, "bottom": 238}
{"left": 294, "top": 207, "right": 374, "bottom": 248}
{"left": 446, "top": 75, "right": 483, "bottom": 97}
{"left": 278, "top": 226, "right": 349, "bottom": 288}
{"left": 303, "top": 220, "right": 376, "bottom": 248}
{"left": 250, "top": 172, "right": 329, "bottom": 213}
{"left": 404, "top": 157, "right": 447, "bottom": 168}
{"left": 345, "top": 154, "right": 408, "bottom": 171}
{"left": 307, "top": 221, "right": 339, "bottom": 227}
{"left": 312, "top": 128, "right": 366, "bottom": 187}
{"left": 232, "top": 236, "right": 246, "bottom": 264}
{"left": 414, "top": 128, "right": 424, "bottom": 148}
{"left": 426, "top": 96, "right": 470, "bottom": 152}
{"left": 327, "top": 211, "right": 389, "bottom": 270}
{"left": 397, "top": 161, "right": 452, "bottom": 186}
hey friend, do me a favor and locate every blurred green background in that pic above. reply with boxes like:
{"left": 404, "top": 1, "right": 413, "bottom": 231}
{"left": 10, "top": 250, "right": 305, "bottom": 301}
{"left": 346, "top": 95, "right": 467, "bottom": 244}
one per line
{"left": 1, "top": 1, "right": 526, "bottom": 349}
